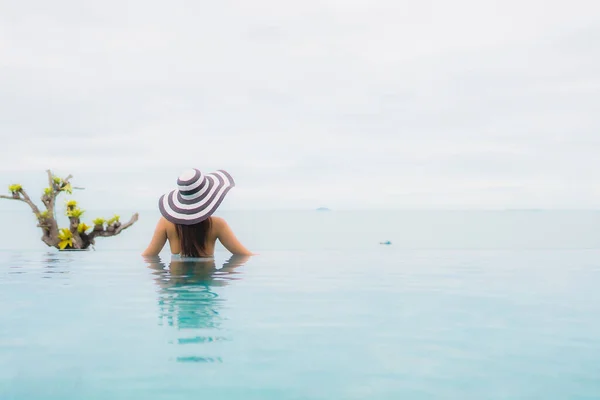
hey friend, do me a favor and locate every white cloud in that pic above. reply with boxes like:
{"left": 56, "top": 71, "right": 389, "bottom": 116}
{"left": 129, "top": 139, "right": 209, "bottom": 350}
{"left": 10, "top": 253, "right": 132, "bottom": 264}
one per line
{"left": 1, "top": 0, "right": 599, "bottom": 209}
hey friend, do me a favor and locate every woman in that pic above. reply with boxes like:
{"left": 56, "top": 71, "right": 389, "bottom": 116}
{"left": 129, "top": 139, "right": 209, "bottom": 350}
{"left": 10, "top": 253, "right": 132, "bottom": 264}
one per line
{"left": 142, "top": 169, "right": 252, "bottom": 257}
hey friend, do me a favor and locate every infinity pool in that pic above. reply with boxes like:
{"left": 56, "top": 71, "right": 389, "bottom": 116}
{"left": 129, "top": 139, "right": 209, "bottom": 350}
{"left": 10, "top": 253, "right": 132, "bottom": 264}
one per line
{"left": 1, "top": 248, "right": 600, "bottom": 399}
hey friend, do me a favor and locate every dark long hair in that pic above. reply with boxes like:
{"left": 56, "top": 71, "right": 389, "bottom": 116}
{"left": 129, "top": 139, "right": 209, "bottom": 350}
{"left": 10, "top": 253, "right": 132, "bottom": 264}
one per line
{"left": 176, "top": 218, "right": 212, "bottom": 257}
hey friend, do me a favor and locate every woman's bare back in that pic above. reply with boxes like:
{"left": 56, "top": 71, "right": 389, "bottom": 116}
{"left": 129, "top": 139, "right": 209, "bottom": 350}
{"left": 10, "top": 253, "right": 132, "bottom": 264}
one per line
{"left": 142, "top": 216, "right": 252, "bottom": 257}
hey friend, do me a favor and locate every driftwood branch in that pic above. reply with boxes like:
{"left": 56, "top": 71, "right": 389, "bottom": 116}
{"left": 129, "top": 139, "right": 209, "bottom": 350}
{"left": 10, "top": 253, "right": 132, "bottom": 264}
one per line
{"left": 1, "top": 188, "right": 53, "bottom": 245}
{"left": 0, "top": 190, "right": 41, "bottom": 215}
{"left": 42, "top": 170, "right": 74, "bottom": 239}
{"left": 2, "top": 170, "right": 139, "bottom": 250}
{"left": 20, "top": 189, "right": 42, "bottom": 215}
{"left": 46, "top": 169, "right": 53, "bottom": 189}
{"left": 44, "top": 170, "right": 73, "bottom": 208}
{"left": 44, "top": 169, "right": 56, "bottom": 216}
{"left": 0, "top": 194, "right": 20, "bottom": 200}
{"left": 88, "top": 213, "right": 140, "bottom": 242}
{"left": 69, "top": 215, "right": 83, "bottom": 248}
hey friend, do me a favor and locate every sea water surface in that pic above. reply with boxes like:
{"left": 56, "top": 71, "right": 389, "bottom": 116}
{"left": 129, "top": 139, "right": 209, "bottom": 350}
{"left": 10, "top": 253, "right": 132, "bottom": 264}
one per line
{"left": 1, "top": 210, "right": 600, "bottom": 399}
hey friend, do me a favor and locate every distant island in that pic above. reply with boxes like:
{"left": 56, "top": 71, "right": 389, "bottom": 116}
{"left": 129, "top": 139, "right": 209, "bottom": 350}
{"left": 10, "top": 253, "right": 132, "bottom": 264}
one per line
{"left": 316, "top": 207, "right": 332, "bottom": 211}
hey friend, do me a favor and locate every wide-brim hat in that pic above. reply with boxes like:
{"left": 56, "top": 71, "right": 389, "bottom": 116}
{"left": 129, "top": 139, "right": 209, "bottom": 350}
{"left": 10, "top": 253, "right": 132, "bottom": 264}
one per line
{"left": 159, "top": 169, "right": 235, "bottom": 225}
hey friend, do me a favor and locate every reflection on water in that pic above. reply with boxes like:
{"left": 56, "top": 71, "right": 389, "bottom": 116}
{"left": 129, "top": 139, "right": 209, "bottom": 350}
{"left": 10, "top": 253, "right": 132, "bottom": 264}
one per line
{"left": 43, "top": 254, "right": 71, "bottom": 278}
{"left": 3, "top": 252, "right": 73, "bottom": 277}
{"left": 145, "top": 255, "right": 249, "bottom": 363}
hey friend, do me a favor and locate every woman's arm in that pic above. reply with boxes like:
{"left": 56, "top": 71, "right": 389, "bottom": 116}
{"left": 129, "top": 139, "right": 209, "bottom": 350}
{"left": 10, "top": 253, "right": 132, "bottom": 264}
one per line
{"left": 141, "top": 218, "right": 168, "bottom": 256}
{"left": 213, "top": 217, "right": 253, "bottom": 256}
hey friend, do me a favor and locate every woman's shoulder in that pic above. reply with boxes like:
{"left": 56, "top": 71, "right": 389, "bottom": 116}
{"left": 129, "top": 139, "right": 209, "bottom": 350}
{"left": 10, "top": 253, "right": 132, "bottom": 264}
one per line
{"left": 158, "top": 216, "right": 178, "bottom": 235}
{"left": 158, "top": 216, "right": 174, "bottom": 228}
{"left": 209, "top": 216, "right": 228, "bottom": 232}
{"left": 210, "top": 216, "right": 226, "bottom": 225}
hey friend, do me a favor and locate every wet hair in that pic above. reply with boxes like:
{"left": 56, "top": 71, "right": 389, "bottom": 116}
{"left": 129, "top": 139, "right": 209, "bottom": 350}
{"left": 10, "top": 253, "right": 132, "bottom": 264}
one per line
{"left": 176, "top": 218, "right": 212, "bottom": 257}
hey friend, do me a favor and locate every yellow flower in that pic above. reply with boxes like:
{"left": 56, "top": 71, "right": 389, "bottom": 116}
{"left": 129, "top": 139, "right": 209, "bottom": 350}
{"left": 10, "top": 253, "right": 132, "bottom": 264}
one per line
{"left": 61, "top": 183, "right": 73, "bottom": 194}
{"left": 8, "top": 184, "right": 22, "bottom": 193}
{"left": 43, "top": 187, "right": 53, "bottom": 195}
{"left": 107, "top": 215, "right": 120, "bottom": 225}
{"left": 66, "top": 199, "right": 77, "bottom": 208}
{"left": 37, "top": 210, "right": 49, "bottom": 220}
{"left": 66, "top": 208, "right": 85, "bottom": 218}
{"left": 58, "top": 228, "right": 73, "bottom": 250}
{"left": 77, "top": 223, "right": 91, "bottom": 234}
{"left": 92, "top": 218, "right": 105, "bottom": 226}
{"left": 52, "top": 176, "right": 62, "bottom": 185}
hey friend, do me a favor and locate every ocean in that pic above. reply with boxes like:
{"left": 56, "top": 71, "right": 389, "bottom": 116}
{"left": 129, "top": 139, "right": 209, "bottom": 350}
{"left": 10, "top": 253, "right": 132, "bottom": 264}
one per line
{"left": 1, "top": 209, "right": 600, "bottom": 399}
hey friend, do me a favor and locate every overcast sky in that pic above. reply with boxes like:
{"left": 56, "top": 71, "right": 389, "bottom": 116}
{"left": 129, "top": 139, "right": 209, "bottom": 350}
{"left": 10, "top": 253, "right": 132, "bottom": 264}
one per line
{"left": 1, "top": 0, "right": 599, "bottom": 210}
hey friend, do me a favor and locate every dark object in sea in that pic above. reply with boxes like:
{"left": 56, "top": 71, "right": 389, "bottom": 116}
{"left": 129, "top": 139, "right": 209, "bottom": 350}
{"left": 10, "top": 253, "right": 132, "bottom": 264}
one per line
{"left": 380, "top": 241, "right": 392, "bottom": 245}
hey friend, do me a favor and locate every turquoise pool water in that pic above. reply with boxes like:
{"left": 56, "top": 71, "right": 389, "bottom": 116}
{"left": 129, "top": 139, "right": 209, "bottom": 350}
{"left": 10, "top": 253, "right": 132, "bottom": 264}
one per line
{"left": 1, "top": 211, "right": 600, "bottom": 398}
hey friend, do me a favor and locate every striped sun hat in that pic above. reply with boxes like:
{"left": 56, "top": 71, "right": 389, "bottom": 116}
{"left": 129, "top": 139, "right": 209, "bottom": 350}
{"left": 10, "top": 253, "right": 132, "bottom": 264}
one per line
{"left": 159, "top": 169, "right": 235, "bottom": 225}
